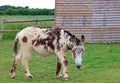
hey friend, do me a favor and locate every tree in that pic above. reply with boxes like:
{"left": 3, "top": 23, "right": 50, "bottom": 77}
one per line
{"left": 0, "top": 5, "right": 54, "bottom": 15}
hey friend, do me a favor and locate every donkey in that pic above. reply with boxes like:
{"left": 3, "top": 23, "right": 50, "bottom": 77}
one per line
{"left": 10, "top": 26, "right": 85, "bottom": 80}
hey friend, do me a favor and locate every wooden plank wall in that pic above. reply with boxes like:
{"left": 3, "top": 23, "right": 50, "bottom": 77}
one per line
{"left": 55, "top": 0, "right": 120, "bottom": 42}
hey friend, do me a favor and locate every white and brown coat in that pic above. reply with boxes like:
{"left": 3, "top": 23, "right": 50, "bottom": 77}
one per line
{"left": 10, "top": 26, "right": 85, "bottom": 80}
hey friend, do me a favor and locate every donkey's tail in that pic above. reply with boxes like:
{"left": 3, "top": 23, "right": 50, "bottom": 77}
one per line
{"left": 13, "top": 34, "right": 19, "bottom": 56}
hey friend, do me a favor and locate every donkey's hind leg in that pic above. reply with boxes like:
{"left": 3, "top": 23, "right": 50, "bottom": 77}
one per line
{"left": 56, "top": 58, "right": 62, "bottom": 78}
{"left": 10, "top": 49, "right": 22, "bottom": 79}
{"left": 21, "top": 48, "right": 33, "bottom": 79}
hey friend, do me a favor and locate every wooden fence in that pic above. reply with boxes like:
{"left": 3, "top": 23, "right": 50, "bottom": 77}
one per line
{"left": 0, "top": 18, "right": 54, "bottom": 39}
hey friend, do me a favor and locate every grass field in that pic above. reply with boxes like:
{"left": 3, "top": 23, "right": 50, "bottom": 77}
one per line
{"left": 0, "top": 15, "right": 120, "bottom": 83}
{"left": 0, "top": 39, "right": 120, "bottom": 83}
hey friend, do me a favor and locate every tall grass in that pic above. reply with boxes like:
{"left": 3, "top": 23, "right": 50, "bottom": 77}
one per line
{"left": 0, "top": 15, "right": 54, "bottom": 39}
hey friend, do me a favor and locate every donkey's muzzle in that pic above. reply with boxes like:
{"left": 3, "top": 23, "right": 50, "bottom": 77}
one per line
{"left": 76, "top": 65, "right": 81, "bottom": 69}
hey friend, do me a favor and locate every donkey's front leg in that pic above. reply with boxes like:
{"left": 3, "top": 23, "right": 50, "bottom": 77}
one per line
{"left": 62, "top": 56, "right": 68, "bottom": 80}
{"left": 57, "top": 52, "right": 68, "bottom": 80}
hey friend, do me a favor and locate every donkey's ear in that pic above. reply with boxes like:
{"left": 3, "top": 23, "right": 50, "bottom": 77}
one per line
{"left": 70, "top": 35, "right": 76, "bottom": 42}
{"left": 81, "top": 35, "right": 85, "bottom": 44}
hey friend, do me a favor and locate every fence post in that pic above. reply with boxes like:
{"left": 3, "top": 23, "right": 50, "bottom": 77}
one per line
{"left": 0, "top": 19, "right": 4, "bottom": 39}
{"left": 35, "top": 19, "right": 38, "bottom": 26}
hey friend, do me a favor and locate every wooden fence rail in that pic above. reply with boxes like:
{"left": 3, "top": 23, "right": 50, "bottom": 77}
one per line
{"left": 0, "top": 30, "right": 20, "bottom": 33}
{"left": 0, "top": 18, "right": 54, "bottom": 39}
{"left": 3, "top": 19, "right": 54, "bottom": 23}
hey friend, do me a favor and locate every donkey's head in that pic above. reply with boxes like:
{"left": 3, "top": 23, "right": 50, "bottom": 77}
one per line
{"left": 70, "top": 35, "right": 85, "bottom": 69}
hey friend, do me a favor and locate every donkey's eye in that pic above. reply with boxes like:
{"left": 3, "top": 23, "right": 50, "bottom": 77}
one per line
{"left": 81, "top": 48, "right": 84, "bottom": 51}
{"left": 73, "top": 48, "right": 77, "bottom": 51}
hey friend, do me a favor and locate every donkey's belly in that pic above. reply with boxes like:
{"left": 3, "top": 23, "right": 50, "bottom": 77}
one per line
{"left": 33, "top": 45, "right": 55, "bottom": 56}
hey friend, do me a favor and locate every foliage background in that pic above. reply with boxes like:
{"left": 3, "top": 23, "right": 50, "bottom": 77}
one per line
{"left": 0, "top": 5, "right": 54, "bottom": 15}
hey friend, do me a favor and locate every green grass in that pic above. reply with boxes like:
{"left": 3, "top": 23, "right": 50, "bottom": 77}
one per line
{"left": 0, "top": 40, "right": 120, "bottom": 83}
{"left": 0, "top": 15, "right": 54, "bottom": 39}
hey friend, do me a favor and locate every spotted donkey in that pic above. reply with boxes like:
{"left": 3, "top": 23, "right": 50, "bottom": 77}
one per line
{"left": 10, "top": 26, "right": 85, "bottom": 80}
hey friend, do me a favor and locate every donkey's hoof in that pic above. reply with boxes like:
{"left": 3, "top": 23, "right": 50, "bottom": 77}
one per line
{"left": 26, "top": 75, "right": 33, "bottom": 80}
{"left": 28, "top": 75, "right": 33, "bottom": 79}
{"left": 64, "top": 77, "right": 68, "bottom": 80}
{"left": 57, "top": 74, "right": 62, "bottom": 78}
{"left": 25, "top": 73, "right": 33, "bottom": 79}
{"left": 10, "top": 73, "right": 16, "bottom": 79}
{"left": 27, "top": 75, "right": 33, "bottom": 82}
{"left": 11, "top": 76, "right": 15, "bottom": 79}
